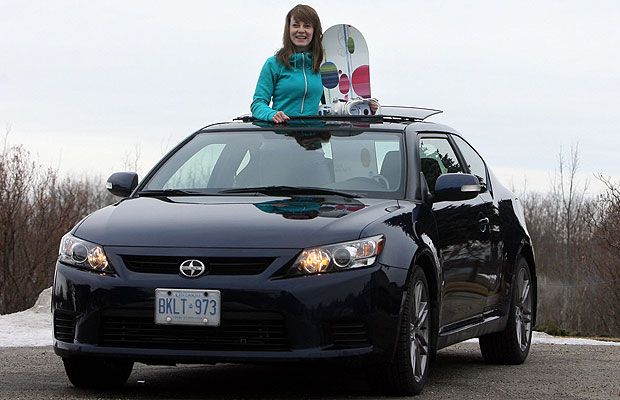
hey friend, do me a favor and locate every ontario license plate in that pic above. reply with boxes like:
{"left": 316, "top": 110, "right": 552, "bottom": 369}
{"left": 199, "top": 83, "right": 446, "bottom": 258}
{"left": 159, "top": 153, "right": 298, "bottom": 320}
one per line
{"left": 155, "top": 288, "right": 221, "bottom": 326}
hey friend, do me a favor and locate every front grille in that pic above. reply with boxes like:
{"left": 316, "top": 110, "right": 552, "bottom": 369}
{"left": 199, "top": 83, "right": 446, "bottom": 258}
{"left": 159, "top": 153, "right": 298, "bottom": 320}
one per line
{"left": 54, "top": 311, "right": 76, "bottom": 342}
{"left": 331, "top": 322, "right": 370, "bottom": 349}
{"left": 121, "top": 256, "right": 275, "bottom": 275}
{"left": 100, "top": 311, "right": 289, "bottom": 351}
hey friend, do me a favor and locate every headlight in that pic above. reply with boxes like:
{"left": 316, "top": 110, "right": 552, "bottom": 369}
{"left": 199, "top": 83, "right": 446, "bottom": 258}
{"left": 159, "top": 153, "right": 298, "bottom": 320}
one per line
{"left": 290, "top": 235, "right": 384, "bottom": 276}
{"left": 58, "top": 233, "right": 113, "bottom": 273}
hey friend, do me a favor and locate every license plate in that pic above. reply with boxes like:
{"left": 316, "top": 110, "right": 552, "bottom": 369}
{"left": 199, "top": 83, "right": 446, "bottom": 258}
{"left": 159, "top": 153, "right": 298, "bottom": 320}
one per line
{"left": 155, "top": 288, "right": 221, "bottom": 326}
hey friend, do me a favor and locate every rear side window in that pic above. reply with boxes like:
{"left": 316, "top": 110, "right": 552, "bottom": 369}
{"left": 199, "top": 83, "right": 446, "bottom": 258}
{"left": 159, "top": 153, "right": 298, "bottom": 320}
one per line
{"left": 419, "top": 138, "right": 463, "bottom": 193}
{"left": 451, "top": 135, "right": 489, "bottom": 191}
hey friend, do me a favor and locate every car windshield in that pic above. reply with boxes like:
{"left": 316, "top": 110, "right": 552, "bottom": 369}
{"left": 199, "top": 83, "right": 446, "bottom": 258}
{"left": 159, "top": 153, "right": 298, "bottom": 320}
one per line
{"left": 142, "top": 129, "right": 405, "bottom": 199}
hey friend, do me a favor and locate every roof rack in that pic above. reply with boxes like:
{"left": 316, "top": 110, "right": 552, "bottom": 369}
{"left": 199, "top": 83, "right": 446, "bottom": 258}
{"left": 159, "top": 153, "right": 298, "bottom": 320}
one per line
{"left": 233, "top": 115, "right": 380, "bottom": 123}
{"left": 233, "top": 106, "right": 442, "bottom": 123}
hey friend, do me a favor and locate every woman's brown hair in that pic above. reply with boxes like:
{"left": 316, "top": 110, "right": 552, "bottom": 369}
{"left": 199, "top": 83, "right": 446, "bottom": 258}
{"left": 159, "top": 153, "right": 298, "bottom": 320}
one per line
{"left": 276, "top": 4, "right": 323, "bottom": 73}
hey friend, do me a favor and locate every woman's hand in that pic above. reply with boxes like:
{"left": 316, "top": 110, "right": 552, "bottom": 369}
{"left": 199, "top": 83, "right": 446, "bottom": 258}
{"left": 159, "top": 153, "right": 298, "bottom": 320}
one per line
{"left": 369, "top": 99, "right": 379, "bottom": 115}
{"left": 272, "top": 111, "right": 290, "bottom": 123}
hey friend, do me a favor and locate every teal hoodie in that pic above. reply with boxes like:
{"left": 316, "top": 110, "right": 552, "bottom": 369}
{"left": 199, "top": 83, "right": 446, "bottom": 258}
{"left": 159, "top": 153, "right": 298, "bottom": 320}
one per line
{"left": 251, "top": 53, "right": 323, "bottom": 121}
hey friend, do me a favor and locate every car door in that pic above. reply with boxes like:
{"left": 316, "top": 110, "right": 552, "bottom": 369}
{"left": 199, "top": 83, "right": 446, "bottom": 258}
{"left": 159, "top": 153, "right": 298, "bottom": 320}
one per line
{"left": 418, "top": 134, "right": 487, "bottom": 329}
{"left": 450, "top": 134, "right": 503, "bottom": 313}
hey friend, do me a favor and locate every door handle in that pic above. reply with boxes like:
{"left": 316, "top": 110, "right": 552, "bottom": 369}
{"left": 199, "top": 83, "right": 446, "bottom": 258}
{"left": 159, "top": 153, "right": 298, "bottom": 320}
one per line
{"left": 478, "top": 217, "right": 490, "bottom": 232}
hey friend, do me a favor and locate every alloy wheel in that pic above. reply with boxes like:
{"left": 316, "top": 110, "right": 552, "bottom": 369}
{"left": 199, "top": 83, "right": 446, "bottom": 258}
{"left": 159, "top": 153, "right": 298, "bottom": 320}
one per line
{"left": 410, "top": 280, "right": 430, "bottom": 382}
{"left": 514, "top": 267, "right": 533, "bottom": 351}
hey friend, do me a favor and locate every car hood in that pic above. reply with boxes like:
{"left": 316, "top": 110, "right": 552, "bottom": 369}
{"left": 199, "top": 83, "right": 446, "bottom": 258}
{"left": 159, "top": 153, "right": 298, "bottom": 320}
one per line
{"left": 74, "top": 195, "right": 398, "bottom": 248}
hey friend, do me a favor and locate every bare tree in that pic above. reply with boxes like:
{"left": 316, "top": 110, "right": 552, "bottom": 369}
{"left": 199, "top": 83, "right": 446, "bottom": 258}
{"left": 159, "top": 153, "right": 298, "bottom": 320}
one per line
{"left": 0, "top": 140, "right": 116, "bottom": 314}
{"left": 523, "top": 145, "right": 619, "bottom": 336}
{"left": 122, "top": 141, "right": 142, "bottom": 173}
{"left": 1, "top": 134, "right": 618, "bottom": 336}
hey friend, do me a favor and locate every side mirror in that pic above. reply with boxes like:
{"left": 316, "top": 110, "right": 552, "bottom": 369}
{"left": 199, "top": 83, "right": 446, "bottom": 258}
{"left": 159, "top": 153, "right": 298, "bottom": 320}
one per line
{"left": 433, "top": 173, "right": 481, "bottom": 202}
{"left": 106, "top": 172, "right": 138, "bottom": 197}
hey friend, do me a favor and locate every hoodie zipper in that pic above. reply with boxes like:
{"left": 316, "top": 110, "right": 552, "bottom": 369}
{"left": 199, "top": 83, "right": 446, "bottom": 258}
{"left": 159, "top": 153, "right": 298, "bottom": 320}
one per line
{"left": 301, "top": 53, "right": 307, "bottom": 113}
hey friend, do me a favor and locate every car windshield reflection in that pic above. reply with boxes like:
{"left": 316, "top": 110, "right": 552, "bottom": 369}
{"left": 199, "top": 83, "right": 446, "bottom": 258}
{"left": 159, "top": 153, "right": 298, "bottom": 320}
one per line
{"left": 143, "top": 130, "right": 405, "bottom": 199}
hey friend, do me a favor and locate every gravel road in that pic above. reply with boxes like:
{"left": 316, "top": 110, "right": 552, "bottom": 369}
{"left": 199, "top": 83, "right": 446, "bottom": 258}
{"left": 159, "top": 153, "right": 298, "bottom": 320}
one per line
{"left": 1, "top": 342, "right": 618, "bottom": 399}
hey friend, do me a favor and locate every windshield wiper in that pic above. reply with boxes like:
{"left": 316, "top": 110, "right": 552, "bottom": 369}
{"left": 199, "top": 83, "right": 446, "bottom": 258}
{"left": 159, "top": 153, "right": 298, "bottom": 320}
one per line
{"left": 137, "top": 189, "right": 207, "bottom": 197}
{"left": 219, "top": 186, "right": 361, "bottom": 198}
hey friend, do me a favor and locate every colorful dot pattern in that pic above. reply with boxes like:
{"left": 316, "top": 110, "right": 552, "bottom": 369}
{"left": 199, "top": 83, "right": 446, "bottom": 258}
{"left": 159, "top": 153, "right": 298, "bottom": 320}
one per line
{"left": 320, "top": 62, "right": 339, "bottom": 89}
{"left": 321, "top": 24, "right": 371, "bottom": 101}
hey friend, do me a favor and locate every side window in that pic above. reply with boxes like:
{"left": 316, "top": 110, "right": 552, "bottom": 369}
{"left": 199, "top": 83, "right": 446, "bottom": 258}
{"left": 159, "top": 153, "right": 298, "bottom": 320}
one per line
{"left": 451, "top": 135, "right": 488, "bottom": 191}
{"left": 419, "top": 138, "right": 463, "bottom": 193}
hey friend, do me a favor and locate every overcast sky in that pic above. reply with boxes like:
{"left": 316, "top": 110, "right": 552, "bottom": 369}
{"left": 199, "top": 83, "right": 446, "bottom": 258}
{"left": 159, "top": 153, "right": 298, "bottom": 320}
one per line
{"left": 1, "top": 0, "right": 618, "bottom": 193}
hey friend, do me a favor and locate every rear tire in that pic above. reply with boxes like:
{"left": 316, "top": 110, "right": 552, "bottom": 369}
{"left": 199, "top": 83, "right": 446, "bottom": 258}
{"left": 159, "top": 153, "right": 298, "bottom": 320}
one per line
{"left": 370, "top": 267, "right": 431, "bottom": 396}
{"left": 479, "top": 257, "right": 533, "bottom": 364}
{"left": 62, "top": 356, "right": 133, "bottom": 389}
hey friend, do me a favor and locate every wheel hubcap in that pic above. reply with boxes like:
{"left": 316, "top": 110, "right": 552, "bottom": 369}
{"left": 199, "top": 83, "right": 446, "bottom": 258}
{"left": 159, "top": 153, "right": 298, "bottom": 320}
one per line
{"left": 515, "top": 267, "right": 532, "bottom": 351}
{"left": 410, "top": 280, "right": 429, "bottom": 382}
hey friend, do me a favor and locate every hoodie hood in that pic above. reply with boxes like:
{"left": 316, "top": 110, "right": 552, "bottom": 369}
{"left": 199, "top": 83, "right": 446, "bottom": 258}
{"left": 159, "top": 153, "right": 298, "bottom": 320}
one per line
{"left": 289, "top": 52, "right": 313, "bottom": 70}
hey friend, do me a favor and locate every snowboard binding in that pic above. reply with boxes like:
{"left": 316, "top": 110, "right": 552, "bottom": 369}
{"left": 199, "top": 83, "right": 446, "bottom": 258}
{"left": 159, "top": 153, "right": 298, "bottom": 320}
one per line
{"left": 318, "top": 98, "right": 381, "bottom": 116}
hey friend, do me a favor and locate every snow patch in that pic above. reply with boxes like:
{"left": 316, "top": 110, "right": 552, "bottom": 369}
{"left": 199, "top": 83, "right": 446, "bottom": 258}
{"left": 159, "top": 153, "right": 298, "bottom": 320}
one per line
{"left": 1, "top": 288, "right": 618, "bottom": 348}
{"left": 0, "top": 287, "right": 53, "bottom": 347}
{"left": 531, "top": 331, "right": 620, "bottom": 346}
{"left": 463, "top": 332, "right": 620, "bottom": 346}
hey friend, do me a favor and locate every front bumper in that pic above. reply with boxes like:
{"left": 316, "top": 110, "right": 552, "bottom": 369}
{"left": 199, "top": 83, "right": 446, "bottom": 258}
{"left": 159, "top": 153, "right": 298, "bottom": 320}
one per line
{"left": 52, "top": 246, "right": 407, "bottom": 365}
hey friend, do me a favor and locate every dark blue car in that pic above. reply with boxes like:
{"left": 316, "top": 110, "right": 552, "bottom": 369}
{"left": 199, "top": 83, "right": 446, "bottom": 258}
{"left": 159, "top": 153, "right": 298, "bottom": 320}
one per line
{"left": 53, "top": 109, "right": 536, "bottom": 395}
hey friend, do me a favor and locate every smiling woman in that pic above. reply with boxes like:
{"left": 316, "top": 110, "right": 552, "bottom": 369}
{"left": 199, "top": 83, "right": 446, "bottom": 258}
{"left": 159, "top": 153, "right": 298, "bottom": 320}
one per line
{"left": 250, "top": 4, "right": 324, "bottom": 123}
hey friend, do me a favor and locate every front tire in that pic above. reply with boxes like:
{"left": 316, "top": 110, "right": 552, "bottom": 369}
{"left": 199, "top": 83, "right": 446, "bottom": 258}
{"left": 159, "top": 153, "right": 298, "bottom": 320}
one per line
{"left": 63, "top": 356, "right": 133, "bottom": 389}
{"left": 371, "top": 267, "right": 431, "bottom": 395}
{"left": 479, "top": 257, "right": 533, "bottom": 364}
